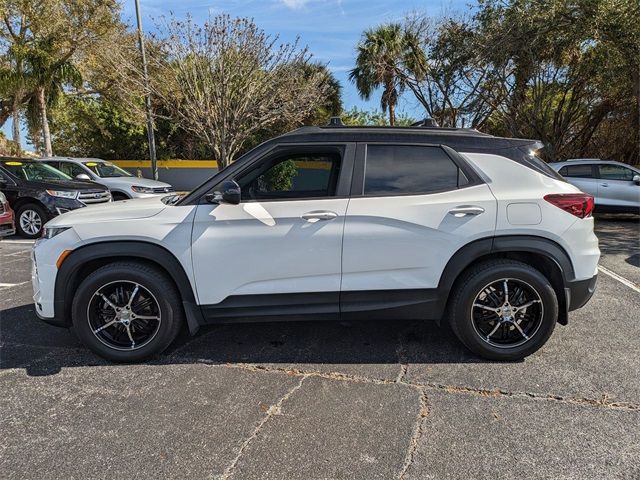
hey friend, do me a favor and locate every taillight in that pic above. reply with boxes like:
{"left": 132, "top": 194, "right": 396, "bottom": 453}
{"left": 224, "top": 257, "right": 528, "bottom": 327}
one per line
{"left": 544, "top": 193, "right": 594, "bottom": 218}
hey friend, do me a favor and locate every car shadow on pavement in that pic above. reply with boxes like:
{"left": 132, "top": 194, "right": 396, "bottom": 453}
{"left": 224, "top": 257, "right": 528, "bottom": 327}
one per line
{"left": 0, "top": 304, "right": 492, "bottom": 377}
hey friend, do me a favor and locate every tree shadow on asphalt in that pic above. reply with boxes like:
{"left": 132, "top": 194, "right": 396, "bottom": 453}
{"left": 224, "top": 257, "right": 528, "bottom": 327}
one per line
{"left": 593, "top": 214, "right": 640, "bottom": 256}
{"left": 0, "top": 304, "right": 492, "bottom": 377}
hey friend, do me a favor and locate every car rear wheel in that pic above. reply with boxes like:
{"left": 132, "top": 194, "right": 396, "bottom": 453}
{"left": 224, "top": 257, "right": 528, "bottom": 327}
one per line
{"left": 449, "top": 259, "right": 558, "bottom": 361}
{"left": 16, "top": 203, "right": 46, "bottom": 238}
{"left": 71, "top": 262, "right": 184, "bottom": 362}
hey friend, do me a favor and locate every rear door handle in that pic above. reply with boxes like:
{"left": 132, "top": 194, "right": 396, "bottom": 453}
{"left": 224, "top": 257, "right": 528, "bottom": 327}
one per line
{"left": 448, "top": 206, "right": 485, "bottom": 217}
{"left": 600, "top": 183, "right": 609, "bottom": 187}
{"left": 301, "top": 210, "right": 338, "bottom": 221}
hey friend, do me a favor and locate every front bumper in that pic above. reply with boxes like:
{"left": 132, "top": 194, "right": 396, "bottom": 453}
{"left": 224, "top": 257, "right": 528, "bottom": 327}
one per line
{"left": 566, "top": 274, "right": 598, "bottom": 312}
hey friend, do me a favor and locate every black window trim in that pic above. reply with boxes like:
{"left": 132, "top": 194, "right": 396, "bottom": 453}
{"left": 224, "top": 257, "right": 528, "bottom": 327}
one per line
{"left": 351, "top": 142, "right": 485, "bottom": 198}
{"left": 199, "top": 142, "right": 356, "bottom": 204}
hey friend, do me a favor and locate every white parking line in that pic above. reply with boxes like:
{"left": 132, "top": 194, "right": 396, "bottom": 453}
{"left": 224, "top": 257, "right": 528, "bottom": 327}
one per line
{"left": 598, "top": 265, "right": 640, "bottom": 294}
{"left": 0, "top": 239, "right": 35, "bottom": 244}
{"left": 0, "top": 281, "right": 30, "bottom": 289}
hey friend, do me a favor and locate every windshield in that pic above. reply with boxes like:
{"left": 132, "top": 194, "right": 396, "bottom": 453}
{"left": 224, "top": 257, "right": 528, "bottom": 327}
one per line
{"left": 1, "top": 160, "right": 72, "bottom": 181}
{"left": 84, "top": 161, "right": 133, "bottom": 178}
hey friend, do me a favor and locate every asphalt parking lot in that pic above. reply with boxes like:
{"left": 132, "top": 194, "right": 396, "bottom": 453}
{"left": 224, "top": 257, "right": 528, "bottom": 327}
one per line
{"left": 1, "top": 216, "right": 639, "bottom": 479}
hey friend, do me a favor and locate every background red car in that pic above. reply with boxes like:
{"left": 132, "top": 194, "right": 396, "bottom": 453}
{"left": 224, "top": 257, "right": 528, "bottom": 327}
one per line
{"left": 0, "top": 190, "right": 16, "bottom": 237}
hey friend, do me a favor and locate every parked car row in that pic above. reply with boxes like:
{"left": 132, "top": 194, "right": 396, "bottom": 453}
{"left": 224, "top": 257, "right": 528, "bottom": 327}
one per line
{"left": 0, "top": 157, "right": 174, "bottom": 238}
{"left": 549, "top": 159, "right": 640, "bottom": 214}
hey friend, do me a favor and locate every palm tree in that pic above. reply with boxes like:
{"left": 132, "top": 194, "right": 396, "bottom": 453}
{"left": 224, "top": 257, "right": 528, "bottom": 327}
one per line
{"left": 350, "top": 24, "right": 426, "bottom": 126}
{"left": 0, "top": 46, "right": 32, "bottom": 154}
{"left": 23, "top": 39, "right": 82, "bottom": 157}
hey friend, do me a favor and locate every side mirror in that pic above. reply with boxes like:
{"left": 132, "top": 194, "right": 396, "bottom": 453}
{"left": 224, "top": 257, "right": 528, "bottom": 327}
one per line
{"left": 633, "top": 175, "right": 640, "bottom": 186}
{"left": 75, "top": 173, "right": 91, "bottom": 181}
{"left": 206, "top": 180, "right": 241, "bottom": 205}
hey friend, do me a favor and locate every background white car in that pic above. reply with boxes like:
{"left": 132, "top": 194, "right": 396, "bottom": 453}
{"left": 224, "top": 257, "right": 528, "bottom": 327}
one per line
{"left": 550, "top": 159, "right": 640, "bottom": 214}
{"left": 40, "top": 157, "right": 174, "bottom": 200}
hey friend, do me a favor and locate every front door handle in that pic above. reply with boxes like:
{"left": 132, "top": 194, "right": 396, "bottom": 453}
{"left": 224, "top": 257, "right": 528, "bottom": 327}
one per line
{"left": 301, "top": 210, "right": 338, "bottom": 221}
{"left": 448, "top": 205, "right": 485, "bottom": 217}
{"left": 600, "top": 183, "right": 609, "bottom": 187}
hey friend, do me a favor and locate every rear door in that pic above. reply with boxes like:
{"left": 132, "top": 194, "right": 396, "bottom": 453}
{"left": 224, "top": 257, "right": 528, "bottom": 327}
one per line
{"left": 341, "top": 143, "right": 497, "bottom": 316}
{"left": 596, "top": 164, "right": 640, "bottom": 209}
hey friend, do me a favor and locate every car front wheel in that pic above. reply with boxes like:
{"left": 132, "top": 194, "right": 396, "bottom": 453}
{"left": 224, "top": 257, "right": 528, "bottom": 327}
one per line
{"left": 449, "top": 259, "right": 558, "bottom": 361}
{"left": 16, "top": 203, "right": 47, "bottom": 238}
{"left": 71, "top": 262, "right": 184, "bottom": 362}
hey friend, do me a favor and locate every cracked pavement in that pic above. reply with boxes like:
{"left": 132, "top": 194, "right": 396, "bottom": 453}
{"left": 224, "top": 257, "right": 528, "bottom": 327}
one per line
{"left": 1, "top": 217, "right": 639, "bottom": 479}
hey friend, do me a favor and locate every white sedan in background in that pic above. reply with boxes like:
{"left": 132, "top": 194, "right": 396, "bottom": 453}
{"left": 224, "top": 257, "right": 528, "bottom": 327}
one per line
{"left": 40, "top": 157, "right": 174, "bottom": 201}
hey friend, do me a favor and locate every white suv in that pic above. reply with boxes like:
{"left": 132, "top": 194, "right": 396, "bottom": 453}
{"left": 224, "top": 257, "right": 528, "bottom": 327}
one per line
{"left": 39, "top": 157, "right": 174, "bottom": 200}
{"left": 31, "top": 122, "right": 600, "bottom": 362}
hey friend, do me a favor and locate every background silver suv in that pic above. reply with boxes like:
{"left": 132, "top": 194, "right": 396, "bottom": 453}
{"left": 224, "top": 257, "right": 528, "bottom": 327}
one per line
{"left": 40, "top": 157, "right": 174, "bottom": 201}
{"left": 550, "top": 159, "right": 640, "bottom": 214}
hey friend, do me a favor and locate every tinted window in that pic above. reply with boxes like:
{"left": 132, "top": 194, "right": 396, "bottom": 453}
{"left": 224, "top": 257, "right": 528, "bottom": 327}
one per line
{"left": 85, "top": 161, "right": 133, "bottom": 178}
{"left": 364, "top": 145, "right": 461, "bottom": 195}
{"left": 58, "top": 162, "right": 87, "bottom": 178}
{"left": 0, "top": 161, "right": 72, "bottom": 181}
{"left": 599, "top": 164, "right": 635, "bottom": 181}
{"left": 237, "top": 152, "right": 341, "bottom": 201}
{"left": 559, "top": 164, "right": 594, "bottom": 178}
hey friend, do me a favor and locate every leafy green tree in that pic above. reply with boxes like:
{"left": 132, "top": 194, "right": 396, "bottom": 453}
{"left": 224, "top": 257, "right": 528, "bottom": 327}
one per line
{"left": 0, "top": 0, "right": 121, "bottom": 155}
{"left": 342, "top": 106, "right": 416, "bottom": 126}
{"left": 350, "top": 23, "right": 426, "bottom": 126}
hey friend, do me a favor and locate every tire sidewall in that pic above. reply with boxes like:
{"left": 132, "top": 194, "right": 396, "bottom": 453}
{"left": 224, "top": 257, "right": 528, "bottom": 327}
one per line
{"left": 16, "top": 204, "right": 46, "bottom": 239}
{"left": 453, "top": 264, "right": 558, "bottom": 360}
{"left": 72, "top": 266, "right": 180, "bottom": 362}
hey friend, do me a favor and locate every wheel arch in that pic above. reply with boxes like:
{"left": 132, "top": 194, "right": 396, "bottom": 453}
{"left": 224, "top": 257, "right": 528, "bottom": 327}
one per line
{"left": 437, "top": 235, "right": 574, "bottom": 325}
{"left": 13, "top": 196, "right": 47, "bottom": 213}
{"left": 54, "top": 241, "right": 203, "bottom": 333}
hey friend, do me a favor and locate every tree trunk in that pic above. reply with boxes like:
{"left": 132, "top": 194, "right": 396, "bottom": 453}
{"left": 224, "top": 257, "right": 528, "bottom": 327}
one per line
{"left": 389, "top": 101, "right": 395, "bottom": 127}
{"left": 633, "top": 63, "right": 640, "bottom": 166}
{"left": 37, "top": 87, "right": 53, "bottom": 157}
{"left": 11, "top": 98, "right": 21, "bottom": 155}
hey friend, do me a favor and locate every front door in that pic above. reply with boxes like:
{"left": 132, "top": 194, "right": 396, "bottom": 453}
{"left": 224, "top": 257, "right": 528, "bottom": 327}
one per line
{"left": 596, "top": 163, "right": 640, "bottom": 210}
{"left": 341, "top": 144, "right": 497, "bottom": 317}
{"left": 190, "top": 144, "right": 354, "bottom": 319}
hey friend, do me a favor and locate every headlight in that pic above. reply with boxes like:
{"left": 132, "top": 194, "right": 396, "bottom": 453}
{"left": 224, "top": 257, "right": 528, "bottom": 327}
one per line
{"left": 131, "top": 185, "right": 155, "bottom": 194}
{"left": 46, "top": 190, "right": 79, "bottom": 199}
{"left": 42, "top": 226, "right": 71, "bottom": 239}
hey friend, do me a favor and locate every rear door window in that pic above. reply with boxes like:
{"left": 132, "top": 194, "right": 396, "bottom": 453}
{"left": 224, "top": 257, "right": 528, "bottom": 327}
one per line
{"left": 364, "top": 145, "right": 464, "bottom": 196}
{"left": 559, "top": 164, "right": 595, "bottom": 178}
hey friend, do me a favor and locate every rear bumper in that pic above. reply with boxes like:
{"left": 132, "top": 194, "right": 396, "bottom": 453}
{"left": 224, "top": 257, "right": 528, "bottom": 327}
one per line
{"left": 566, "top": 274, "right": 598, "bottom": 312}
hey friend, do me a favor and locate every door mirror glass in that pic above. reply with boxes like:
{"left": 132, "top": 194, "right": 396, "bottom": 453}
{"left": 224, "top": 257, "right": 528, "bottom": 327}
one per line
{"left": 75, "top": 173, "right": 91, "bottom": 181}
{"left": 633, "top": 175, "right": 640, "bottom": 186}
{"left": 207, "top": 180, "right": 241, "bottom": 205}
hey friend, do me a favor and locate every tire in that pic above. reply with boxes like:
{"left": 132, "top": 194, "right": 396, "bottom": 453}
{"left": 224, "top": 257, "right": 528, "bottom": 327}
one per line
{"left": 111, "top": 192, "right": 130, "bottom": 201}
{"left": 16, "top": 203, "right": 47, "bottom": 238}
{"left": 71, "top": 262, "right": 184, "bottom": 362}
{"left": 448, "top": 259, "right": 558, "bottom": 361}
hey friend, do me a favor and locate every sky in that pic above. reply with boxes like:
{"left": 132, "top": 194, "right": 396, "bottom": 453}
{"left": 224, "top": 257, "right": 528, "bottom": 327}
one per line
{"left": 4, "top": 0, "right": 470, "bottom": 148}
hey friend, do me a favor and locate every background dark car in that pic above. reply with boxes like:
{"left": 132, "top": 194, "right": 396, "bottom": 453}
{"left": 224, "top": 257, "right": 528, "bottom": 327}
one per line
{"left": 0, "top": 157, "right": 112, "bottom": 238}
